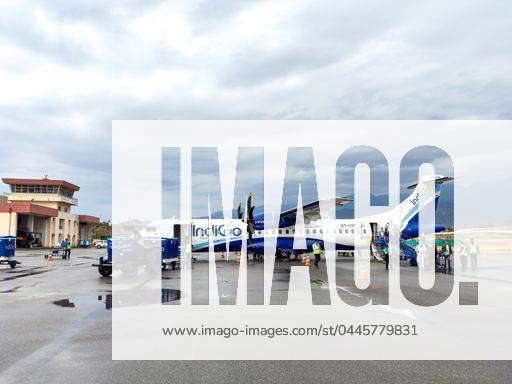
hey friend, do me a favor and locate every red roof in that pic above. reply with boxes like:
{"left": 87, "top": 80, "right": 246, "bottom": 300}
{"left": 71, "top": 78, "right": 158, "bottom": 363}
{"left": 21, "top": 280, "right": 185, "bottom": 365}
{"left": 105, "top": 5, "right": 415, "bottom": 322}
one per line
{"left": 0, "top": 202, "right": 58, "bottom": 217}
{"left": 2, "top": 178, "right": 80, "bottom": 192}
{"left": 78, "top": 215, "right": 100, "bottom": 224}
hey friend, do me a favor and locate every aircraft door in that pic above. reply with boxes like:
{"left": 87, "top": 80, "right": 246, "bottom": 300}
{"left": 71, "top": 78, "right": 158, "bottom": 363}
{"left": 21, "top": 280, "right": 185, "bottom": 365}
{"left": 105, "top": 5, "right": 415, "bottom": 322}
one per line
{"left": 370, "top": 222, "right": 378, "bottom": 243}
{"left": 173, "top": 224, "right": 181, "bottom": 242}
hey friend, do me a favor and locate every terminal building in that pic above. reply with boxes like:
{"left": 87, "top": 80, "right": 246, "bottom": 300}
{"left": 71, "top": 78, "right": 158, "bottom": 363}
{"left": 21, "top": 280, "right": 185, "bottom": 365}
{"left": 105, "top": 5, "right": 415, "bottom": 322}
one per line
{"left": 0, "top": 176, "right": 99, "bottom": 247}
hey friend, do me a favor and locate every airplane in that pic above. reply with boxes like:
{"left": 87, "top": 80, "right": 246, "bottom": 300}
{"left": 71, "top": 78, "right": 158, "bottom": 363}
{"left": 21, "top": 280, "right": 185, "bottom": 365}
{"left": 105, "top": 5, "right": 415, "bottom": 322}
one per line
{"left": 153, "top": 175, "right": 453, "bottom": 263}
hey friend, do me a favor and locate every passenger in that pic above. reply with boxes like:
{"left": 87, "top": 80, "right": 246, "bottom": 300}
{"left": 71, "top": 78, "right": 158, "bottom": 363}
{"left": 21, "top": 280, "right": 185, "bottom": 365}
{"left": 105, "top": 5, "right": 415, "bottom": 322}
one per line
{"left": 435, "top": 247, "right": 441, "bottom": 272}
{"left": 458, "top": 241, "right": 468, "bottom": 272}
{"left": 469, "top": 238, "right": 479, "bottom": 271}
{"left": 379, "top": 227, "right": 385, "bottom": 241}
{"left": 387, "top": 222, "right": 399, "bottom": 270}
{"left": 312, "top": 241, "right": 322, "bottom": 269}
{"left": 443, "top": 241, "right": 452, "bottom": 273}
{"left": 417, "top": 236, "right": 426, "bottom": 270}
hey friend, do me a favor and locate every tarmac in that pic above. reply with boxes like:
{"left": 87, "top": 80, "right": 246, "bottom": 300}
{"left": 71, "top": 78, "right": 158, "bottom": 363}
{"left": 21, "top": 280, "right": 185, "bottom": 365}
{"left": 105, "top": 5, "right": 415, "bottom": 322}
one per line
{"left": 0, "top": 248, "right": 511, "bottom": 384}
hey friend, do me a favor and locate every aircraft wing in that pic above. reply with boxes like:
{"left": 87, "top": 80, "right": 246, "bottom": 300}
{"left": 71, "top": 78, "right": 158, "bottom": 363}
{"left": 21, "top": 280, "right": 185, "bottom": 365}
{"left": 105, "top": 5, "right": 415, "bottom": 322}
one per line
{"left": 407, "top": 175, "right": 454, "bottom": 189}
{"left": 279, "top": 197, "right": 351, "bottom": 222}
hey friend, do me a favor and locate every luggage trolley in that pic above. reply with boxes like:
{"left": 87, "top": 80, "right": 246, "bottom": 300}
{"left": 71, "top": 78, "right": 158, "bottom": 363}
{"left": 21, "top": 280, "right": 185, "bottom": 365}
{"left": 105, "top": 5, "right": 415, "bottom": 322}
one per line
{"left": 93, "top": 237, "right": 181, "bottom": 277}
{"left": 48, "top": 242, "right": 70, "bottom": 260}
{"left": 0, "top": 236, "right": 19, "bottom": 269}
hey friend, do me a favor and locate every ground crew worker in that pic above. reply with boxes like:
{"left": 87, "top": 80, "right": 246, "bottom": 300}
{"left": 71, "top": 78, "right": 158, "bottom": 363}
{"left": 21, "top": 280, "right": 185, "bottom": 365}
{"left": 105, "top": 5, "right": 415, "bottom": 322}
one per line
{"left": 65, "top": 238, "right": 72, "bottom": 259}
{"left": 312, "top": 241, "right": 322, "bottom": 269}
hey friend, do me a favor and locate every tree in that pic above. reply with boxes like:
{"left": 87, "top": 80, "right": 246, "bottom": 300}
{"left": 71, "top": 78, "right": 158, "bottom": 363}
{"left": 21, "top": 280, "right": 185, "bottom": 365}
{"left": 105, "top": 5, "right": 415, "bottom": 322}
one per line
{"left": 92, "top": 220, "right": 112, "bottom": 239}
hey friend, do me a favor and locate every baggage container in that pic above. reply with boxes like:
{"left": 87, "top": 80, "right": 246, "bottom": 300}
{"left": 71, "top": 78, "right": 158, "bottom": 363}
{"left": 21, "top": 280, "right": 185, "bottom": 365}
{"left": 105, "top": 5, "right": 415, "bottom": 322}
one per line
{"left": 161, "top": 237, "right": 180, "bottom": 270}
{"left": 0, "top": 236, "right": 18, "bottom": 268}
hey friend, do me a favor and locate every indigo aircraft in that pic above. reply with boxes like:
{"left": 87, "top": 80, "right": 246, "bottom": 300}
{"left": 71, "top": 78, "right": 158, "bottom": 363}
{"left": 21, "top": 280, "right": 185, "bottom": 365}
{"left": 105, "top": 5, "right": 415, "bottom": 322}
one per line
{"left": 151, "top": 175, "right": 453, "bottom": 261}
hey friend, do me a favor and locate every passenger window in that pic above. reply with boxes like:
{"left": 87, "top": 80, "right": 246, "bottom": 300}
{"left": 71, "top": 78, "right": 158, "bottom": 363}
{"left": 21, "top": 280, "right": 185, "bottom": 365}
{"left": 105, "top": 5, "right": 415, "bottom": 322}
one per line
{"left": 278, "top": 229, "right": 282, "bottom": 234}
{"left": 312, "top": 229, "right": 316, "bottom": 234}
{"left": 285, "top": 229, "right": 289, "bottom": 234}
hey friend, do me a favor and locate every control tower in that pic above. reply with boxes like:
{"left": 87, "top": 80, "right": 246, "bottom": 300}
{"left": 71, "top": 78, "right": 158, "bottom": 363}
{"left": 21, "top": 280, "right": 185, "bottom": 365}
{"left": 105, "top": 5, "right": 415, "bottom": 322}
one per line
{"left": 0, "top": 176, "right": 99, "bottom": 247}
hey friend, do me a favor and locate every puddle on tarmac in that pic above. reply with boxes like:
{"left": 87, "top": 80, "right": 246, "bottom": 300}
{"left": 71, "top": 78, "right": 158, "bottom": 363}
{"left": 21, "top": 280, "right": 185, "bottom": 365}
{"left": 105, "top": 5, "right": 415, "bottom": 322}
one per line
{"left": 161, "top": 288, "right": 181, "bottom": 304}
{"left": 50, "top": 289, "right": 181, "bottom": 311}
{"left": 311, "top": 279, "right": 328, "bottom": 289}
{"left": 1, "top": 268, "right": 51, "bottom": 281}
{"left": 6, "top": 266, "right": 46, "bottom": 274}
{"left": 52, "top": 298, "right": 76, "bottom": 308}
{"left": 0, "top": 285, "right": 22, "bottom": 293}
{"left": 72, "top": 262, "right": 91, "bottom": 266}
{"left": 272, "top": 277, "right": 291, "bottom": 283}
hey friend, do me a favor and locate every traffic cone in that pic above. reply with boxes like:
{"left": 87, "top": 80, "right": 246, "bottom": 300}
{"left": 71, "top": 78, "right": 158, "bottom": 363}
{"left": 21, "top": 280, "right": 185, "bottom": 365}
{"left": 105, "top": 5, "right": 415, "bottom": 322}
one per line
{"left": 305, "top": 258, "right": 312, "bottom": 267}
{"left": 236, "top": 253, "right": 241, "bottom": 264}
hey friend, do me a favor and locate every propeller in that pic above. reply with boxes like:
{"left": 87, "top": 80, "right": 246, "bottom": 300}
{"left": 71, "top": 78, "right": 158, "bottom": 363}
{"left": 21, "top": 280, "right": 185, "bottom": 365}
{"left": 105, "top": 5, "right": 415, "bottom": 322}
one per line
{"left": 237, "top": 194, "right": 256, "bottom": 243}
{"left": 237, "top": 202, "right": 244, "bottom": 221}
{"left": 246, "top": 193, "right": 256, "bottom": 241}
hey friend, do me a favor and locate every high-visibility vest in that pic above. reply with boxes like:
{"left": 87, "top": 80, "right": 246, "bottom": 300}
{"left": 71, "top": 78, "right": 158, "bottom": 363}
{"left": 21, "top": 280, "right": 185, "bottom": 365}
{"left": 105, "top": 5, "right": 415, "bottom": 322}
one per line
{"left": 312, "top": 242, "right": 321, "bottom": 255}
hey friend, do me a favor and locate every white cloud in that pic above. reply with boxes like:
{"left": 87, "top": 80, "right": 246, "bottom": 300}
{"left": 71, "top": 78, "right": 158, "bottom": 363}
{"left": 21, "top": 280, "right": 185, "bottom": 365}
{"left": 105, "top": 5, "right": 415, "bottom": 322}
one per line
{"left": 0, "top": 0, "right": 511, "bottom": 219}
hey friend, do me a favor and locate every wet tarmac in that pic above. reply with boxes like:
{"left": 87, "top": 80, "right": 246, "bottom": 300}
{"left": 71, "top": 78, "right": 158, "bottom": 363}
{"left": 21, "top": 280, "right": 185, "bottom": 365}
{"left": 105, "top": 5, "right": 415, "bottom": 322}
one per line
{"left": 0, "top": 248, "right": 511, "bottom": 383}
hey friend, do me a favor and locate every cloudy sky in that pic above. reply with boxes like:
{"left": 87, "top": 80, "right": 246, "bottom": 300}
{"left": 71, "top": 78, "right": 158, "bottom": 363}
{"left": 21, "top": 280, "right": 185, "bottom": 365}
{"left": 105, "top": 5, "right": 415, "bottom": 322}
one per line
{"left": 0, "top": 1, "right": 511, "bottom": 220}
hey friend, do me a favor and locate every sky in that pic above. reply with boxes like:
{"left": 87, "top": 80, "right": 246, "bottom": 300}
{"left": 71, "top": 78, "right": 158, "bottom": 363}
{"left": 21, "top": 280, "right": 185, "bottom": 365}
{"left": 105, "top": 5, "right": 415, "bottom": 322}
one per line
{"left": 0, "top": 1, "right": 511, "bottom": 221}
{"left": 160, "top": 144, "right": 455, "bottom": 225}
